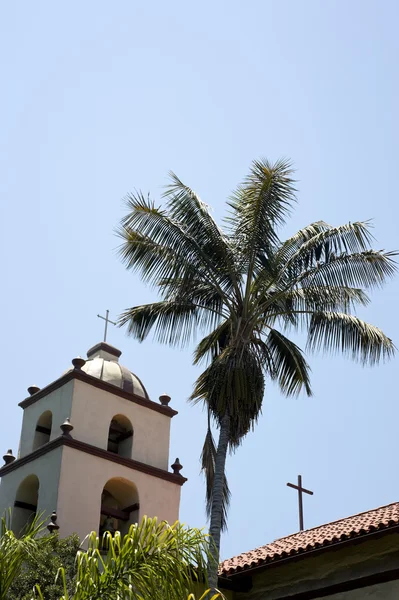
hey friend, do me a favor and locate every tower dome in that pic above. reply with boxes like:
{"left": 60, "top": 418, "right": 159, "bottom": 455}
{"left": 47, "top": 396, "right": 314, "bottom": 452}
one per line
{"left": 80, "top": 342, "right": 149, "bottom": 399}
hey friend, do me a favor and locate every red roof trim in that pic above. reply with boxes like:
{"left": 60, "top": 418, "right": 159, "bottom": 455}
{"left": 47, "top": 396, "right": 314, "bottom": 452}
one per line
{"left": 220, "top": 502, "right": 399, "bottom": 576}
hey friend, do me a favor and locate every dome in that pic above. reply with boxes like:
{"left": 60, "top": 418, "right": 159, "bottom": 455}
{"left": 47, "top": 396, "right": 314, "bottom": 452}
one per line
{"left": 80, "top": 342, "right": 149, "bottom": 399}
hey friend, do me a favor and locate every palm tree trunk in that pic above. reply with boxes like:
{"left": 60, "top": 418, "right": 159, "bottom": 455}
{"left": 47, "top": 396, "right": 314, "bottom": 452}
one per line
{"left": 207, "top": 413, "right": 230, "bottom": 593}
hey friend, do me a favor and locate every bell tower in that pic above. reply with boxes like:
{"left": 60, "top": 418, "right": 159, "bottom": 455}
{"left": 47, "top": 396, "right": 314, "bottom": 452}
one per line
{"left": 0, "top": 342, "right": 186, "bottom": 538}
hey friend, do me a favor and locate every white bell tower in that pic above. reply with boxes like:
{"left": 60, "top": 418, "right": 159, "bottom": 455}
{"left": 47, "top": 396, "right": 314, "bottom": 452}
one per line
{"left": 0, "top": 342, "right": 186, "bottom": 538}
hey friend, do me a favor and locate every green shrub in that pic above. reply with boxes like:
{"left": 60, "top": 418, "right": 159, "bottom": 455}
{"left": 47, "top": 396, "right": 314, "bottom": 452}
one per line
{"left": 7, "top": 534, "right": 79, "bottom": 600}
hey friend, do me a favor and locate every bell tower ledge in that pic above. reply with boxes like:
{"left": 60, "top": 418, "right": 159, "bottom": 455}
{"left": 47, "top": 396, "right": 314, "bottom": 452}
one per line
{"left": 19, "top": 368, "right": 178, "bottom": 418}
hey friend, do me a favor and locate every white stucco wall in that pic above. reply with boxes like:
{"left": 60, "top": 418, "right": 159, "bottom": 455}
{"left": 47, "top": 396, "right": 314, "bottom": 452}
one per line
{"left": 70, "top": 379, "right": 172, "bottom": 470}
{"left": 0, "top": 447, "right": 63, "bottom": 522}
{"left": 19, "top": 381, "right": 74, "bottom": 457}
{"left": 315, "top": 579, "right": 399, "bottom": 599}
{"left": 56, "top": 446, "right": 182, "bottom": 540}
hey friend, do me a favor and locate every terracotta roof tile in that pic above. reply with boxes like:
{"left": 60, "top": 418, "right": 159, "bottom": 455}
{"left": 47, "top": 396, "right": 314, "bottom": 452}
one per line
{"left": 220, "top": 502, "right": 399, "bottom": 576}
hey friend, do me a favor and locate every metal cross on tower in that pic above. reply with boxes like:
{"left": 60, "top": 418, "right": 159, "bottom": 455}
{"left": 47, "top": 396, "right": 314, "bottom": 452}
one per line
{"left": 287, "top": 474, "right": 313, "bottom": 531}
{"left": 97, "top": 310, "right": 116, "bottom": 342}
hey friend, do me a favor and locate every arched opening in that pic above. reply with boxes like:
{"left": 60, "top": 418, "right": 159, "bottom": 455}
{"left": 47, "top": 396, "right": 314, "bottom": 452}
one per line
{"left": 99, "top": 477, "right": 139, "bottom": 538}
{"left": 12, "top": 474, "right": 39, "bottom": 536}
{"left": 107, "top": 415, "right": 133, "bottom": 458}
{"left": 33, "top": 410, "right": 52, "bottom": 450}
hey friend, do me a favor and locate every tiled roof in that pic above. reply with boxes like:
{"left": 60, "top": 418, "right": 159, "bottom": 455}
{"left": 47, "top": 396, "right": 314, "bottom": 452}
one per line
{"left": 220, "top": 502, "right": 399, "bottom": 577}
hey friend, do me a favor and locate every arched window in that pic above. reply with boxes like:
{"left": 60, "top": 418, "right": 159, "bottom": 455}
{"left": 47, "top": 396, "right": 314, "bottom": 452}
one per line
{"left": 12, "top": 474, "right": 39, "bottom": 536}
{"left": 107, "top": 415, "right": 133, "bottom": 458}
{"left": 99, "top": 477, "right": 139, "bottom": 538}
{"left": 33, "top": 411, "right": 52, "bottom": 450}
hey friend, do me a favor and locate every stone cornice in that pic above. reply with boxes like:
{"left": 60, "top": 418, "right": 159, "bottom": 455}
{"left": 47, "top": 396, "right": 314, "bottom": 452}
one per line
{"left": 19, "top": 369, "right": 178, "bottom": 418}
{"left": 0, "top": 436, "right": 187, "bottom": 486}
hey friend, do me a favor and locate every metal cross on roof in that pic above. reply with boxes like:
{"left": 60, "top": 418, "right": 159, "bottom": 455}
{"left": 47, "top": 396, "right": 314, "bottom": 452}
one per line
{"left": 287, "top": 474, "right": 313, "bottom": 531}
{"left": 97, "top": 310, "right": 116, "bottom": 342}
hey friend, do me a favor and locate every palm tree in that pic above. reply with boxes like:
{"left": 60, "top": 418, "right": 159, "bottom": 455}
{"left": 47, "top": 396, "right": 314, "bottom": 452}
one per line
{"left": 117, "top": 159, "right": 396, "bottom": 591}
{"left": 32, "top": 516, "right": 222, "bottom": 600}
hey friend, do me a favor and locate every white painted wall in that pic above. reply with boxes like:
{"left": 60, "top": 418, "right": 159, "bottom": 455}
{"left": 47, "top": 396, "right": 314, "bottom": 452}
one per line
{"left": 56, "top": 446, "right": 182, "bottom": 540}
{"left": 19, "top": 381, "right": 74, "bottom": 457}
{"left": 1, "top": 442, "right": 182, "bottom": 541}
{"left": 70, "top": 379, "right": 172, "bottom": 470}
{"left": 0, "top": 447, "right": 63, "bottom": 524}
{"left": 18, "top": 376, "right": 172, "bottom": 470}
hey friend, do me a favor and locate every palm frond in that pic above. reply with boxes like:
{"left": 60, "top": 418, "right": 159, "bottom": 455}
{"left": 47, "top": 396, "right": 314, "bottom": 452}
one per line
{"left": 290, "top": 286, "right": 370, "bottom": 313}
{"left": 253, "top": 221, "right": 331, "bottom": 294}
{"left": 121, "top": 191, "right": 235, "bottom": 296}
{"left": 50, "top": 517, "right": 210, "bottom": 600}
{"left": 296, "top": 250, "right": 397, "bottom": 290}
{"left": 193, "top": 320, "right": 231, "bottom": 365}
{"left": 265, "top": 329, "right": 312, "bottom": 396}
{"left": 228, "top": 158, "right": 296, "bottom": 268}
{"left": 283, "top": 221, "right": 375, "bottom": 274}
{"left": 0, "top": 512, "right": 46, "bottom": 600}
{"left": 276, "top": 221, "right": 332, "bottom": 263}
{"left": 158, "top": 277, "right": 227, "bottom": 325}
{"left": 164, "top": 172, "right": 240, "bottom": 295}
{"left": 257, "top": 286, "right": 370, "bottom": 330}
{"left": 118, "top": 301, "right": 199, "bottom": 347}
{"left": 117, "top": 226, "right": 198, "bottom": 290}
{"left": 307, "top": 312, "right": 395, "bottom": 364}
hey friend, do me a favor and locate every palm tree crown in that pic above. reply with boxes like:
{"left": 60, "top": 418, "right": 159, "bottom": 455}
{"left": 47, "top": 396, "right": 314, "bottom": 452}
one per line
{"left": 117, "top": 159, "right": 396, "bottom": 590}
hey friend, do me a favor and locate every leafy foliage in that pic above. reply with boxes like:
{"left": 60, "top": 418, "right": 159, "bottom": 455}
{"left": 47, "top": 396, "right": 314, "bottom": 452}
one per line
{"left": 0, "top": 514, "right": 223, "bottom": 600}
{"left": 32, "top": 517, "right": 221, "bottom": 600}
{"left": 7, "top": 532, "right": 79, "bottom": 600}
{"left": 0, "top": 513, "right": 46, "bottom": 600}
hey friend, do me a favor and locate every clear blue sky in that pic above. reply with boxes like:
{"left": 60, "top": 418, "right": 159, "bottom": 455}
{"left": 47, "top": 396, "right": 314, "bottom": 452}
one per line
{"left": 1, "top": 1, "right": 398, "bottom": 560}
